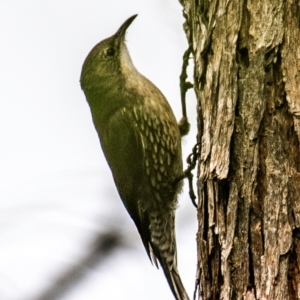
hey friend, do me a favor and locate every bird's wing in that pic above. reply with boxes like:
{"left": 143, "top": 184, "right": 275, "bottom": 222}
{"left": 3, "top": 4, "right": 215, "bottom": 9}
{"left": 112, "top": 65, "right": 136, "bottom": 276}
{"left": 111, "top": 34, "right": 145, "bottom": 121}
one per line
{"left": 96, "top": 107, "right": 154, "bottom": 259}
{"left": 95, "top": 101, "right": 183, "bottom": 265}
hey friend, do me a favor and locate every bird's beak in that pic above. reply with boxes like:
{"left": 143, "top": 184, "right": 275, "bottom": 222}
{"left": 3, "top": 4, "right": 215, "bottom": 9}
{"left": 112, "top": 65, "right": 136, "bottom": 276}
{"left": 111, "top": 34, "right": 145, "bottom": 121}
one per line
{"left": 114, "top": 14, "right": 138, "bottom": 45}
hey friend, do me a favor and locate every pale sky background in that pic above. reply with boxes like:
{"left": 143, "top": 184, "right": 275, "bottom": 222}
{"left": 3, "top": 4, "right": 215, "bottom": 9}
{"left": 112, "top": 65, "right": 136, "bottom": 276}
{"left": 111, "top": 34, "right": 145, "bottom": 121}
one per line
{"left": 0, "top": 1, "right": 197, "bottom": 299}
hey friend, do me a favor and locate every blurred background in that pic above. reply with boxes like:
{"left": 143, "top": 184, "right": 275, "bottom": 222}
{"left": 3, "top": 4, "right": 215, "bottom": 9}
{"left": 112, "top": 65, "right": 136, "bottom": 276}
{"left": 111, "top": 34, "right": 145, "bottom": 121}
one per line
{"left": 0, "top": 1, "right": 197, "bottom": 299}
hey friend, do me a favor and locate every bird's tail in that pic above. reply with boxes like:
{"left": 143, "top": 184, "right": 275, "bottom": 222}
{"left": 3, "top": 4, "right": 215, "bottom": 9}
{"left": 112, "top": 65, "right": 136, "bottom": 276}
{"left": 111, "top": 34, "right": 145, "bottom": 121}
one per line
{"left": 148, "top": 211, "right": 190, "bottom": 300}
{"left": 161, "top": 261, "right": 190, "bottom": 300}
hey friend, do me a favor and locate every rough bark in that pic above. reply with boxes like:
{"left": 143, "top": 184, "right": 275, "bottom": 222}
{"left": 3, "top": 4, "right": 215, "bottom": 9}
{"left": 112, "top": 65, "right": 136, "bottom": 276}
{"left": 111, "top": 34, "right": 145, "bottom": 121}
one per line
{"left": 179, "top": 0, "right": 300, "bottom": 299}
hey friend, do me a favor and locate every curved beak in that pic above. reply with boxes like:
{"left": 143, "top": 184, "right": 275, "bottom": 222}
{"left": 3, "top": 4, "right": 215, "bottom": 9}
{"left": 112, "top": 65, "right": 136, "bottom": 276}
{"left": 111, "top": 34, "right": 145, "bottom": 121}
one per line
{"left": 114, "top": 14, "right": 138, "bottom": 44}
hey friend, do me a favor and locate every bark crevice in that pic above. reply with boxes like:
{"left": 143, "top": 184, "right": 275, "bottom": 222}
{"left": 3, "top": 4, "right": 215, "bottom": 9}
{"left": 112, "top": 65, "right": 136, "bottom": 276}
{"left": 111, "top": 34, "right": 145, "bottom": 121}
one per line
{"left": 180, "top": 0, "right": 300, "bottom": 299}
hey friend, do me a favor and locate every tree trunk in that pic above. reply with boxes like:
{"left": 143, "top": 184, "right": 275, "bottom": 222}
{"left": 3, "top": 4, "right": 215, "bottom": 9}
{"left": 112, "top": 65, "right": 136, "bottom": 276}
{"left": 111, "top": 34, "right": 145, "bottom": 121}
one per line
{"left": 179, "top": 0, "right": 300, "bottom": 299}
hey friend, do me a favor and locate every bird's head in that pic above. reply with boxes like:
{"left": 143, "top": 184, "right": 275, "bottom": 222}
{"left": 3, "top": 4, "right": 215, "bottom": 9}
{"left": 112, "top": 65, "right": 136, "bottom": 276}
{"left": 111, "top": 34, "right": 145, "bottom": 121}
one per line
{"left": 80, "top": 14, "right": 138, "bottom": 91}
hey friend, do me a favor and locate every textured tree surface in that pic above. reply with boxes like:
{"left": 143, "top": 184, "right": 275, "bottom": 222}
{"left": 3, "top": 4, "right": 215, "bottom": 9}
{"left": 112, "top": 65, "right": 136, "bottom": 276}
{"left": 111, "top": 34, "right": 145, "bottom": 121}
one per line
{"left": 179, "top": 0, "right": 300, "bottom": 299}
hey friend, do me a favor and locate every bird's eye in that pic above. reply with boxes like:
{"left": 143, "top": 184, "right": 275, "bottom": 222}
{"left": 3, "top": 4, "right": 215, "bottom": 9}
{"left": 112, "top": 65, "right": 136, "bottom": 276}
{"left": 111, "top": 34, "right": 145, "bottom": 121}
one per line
{"left": 106, "top": 48, "right": 115, "bottom": 56}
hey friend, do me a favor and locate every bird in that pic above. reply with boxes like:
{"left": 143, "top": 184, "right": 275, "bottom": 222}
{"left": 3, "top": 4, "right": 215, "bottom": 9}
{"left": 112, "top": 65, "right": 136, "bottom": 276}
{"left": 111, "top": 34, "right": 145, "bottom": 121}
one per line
{"left": 80, "top": 15, "right": 189, "bottom": 300}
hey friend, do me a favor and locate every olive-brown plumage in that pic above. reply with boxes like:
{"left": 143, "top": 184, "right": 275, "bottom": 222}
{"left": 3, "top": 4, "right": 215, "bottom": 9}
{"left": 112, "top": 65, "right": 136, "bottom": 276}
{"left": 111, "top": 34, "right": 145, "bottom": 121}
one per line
{"left": 80, "top": 15, "right": 189, "bottom": 300}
